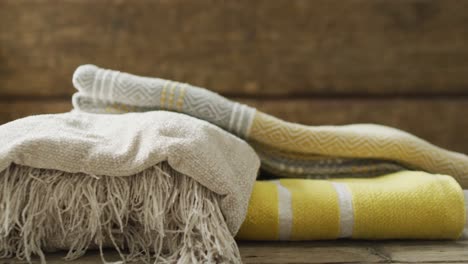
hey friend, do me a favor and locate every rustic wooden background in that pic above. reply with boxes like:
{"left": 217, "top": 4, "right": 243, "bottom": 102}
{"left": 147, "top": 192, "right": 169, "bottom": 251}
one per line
{"left": 1, "top": 0, "right": 468, "bottom": 154}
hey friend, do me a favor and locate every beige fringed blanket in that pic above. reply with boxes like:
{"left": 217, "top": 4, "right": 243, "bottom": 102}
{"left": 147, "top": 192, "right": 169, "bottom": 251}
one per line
{"left": 0, "top": 111, "right": 260, "bottom": 263}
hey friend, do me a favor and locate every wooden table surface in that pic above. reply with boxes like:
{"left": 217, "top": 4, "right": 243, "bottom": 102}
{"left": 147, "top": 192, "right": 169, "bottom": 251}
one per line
{"left": 2, "top": 240, "right": 467, "bottom": 263}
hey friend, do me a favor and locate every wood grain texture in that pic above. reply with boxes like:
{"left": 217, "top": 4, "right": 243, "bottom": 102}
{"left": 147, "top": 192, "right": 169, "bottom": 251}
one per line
{"left": 1, "top": 240, "right": 467, "bottom": 263}
{"left": 1, "top": 0, "right": 468, "bottom": 97}
{"left": 1, "top": 98, "right": 467, "bottom": 154}
{"left": 239, "top": 240, "right": 468, "bottom": 264}
{"left": 0, "top": 100, "right": 72, "bottom": 124}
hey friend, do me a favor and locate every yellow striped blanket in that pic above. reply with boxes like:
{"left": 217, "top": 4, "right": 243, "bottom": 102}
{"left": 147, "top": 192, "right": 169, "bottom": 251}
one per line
{"left": 237, "top": 171, "right": 467, "bottom": 240}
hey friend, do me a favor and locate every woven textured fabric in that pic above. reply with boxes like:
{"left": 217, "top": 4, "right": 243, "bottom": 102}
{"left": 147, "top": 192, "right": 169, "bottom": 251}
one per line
{"left": 254, "top": 144, "right": 408, "bottom": 179}
{"left": 0, "top": 111, "right": 260, "bottom": 234}
{"left": 236, "top": 171, "right": 467, "bottom": 241}
{"left": 72, "top": 65, "right": 468, "bottom": 187}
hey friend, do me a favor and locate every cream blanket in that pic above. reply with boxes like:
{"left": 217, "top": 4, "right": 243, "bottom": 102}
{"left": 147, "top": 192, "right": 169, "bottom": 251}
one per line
{"left": 0, "top": 111, "right": 260, "bottom": 263}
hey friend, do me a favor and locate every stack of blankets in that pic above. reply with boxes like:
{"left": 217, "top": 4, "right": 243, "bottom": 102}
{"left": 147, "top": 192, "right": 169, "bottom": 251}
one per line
{"left": 0, "top": 64, "right": 466, "bottom": 263}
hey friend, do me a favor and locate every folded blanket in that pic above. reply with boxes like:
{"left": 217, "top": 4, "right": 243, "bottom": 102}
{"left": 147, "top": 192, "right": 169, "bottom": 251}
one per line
{"left": 237, "top": 171, "right": 467, "bottom": 241}
{"left": 72, "top": 65, "right": 468, "bottom": 187}
{"left": 0, "top": 111, "right": 260, "bottom": 263}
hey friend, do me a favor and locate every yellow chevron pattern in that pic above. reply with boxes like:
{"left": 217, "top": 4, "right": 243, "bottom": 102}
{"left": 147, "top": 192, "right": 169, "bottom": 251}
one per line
{"left": 248, "top": 112, "right": 468, "bottom": 188}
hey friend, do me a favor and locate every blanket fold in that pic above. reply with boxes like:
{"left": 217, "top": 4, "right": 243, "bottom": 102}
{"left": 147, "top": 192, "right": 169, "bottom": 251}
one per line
{"left": 0, "top": 111, "right": 260, "bottom": 234}
{"left": 237, "top": 171, "right": 466, "bottom": 241}
{"left": 72, "top": 64, "right": 468, "bottom": 187}
{"left": 0, "top": 111, "right": 260, "bottom": 263}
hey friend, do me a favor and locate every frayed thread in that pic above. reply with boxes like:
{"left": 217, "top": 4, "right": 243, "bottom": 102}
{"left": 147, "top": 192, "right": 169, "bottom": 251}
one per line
{"left": 0, "top": 163, "right": 241, "bottom": 263}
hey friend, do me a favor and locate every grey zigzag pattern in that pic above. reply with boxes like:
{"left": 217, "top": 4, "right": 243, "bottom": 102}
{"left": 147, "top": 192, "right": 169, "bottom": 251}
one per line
{"left": 72, "top": 64, "right": 255, "bottom": 138}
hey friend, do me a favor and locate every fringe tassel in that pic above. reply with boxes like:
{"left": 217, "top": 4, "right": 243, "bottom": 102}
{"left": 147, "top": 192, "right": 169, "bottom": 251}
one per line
{"left": 0, "top": 163, "right": 241, "bottom": 263}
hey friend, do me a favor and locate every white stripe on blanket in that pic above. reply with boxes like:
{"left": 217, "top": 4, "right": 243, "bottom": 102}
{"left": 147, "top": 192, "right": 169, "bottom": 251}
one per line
{"left": 273, "top": 180, "right": 293, "bottom": 240}
{"left": 331, "top": 182, "right": 354, "bottom": 238}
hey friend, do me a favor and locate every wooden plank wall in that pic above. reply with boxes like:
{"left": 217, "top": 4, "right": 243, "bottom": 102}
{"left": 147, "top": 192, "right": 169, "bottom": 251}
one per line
{"left": 1, "top": 0, "right": 468, "bottom": 153}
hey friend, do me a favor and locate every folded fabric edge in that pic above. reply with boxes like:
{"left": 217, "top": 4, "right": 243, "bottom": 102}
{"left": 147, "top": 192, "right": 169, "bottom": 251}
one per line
{"left": 0, "top": 111, "right": 261, "bottom": 236}
{"left": 237, "top": 171, "right": 467, "bottom": 241}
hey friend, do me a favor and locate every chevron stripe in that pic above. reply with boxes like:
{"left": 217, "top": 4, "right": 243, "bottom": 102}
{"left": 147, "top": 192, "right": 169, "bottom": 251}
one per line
{"left": 177, "top": 84, "right": 186, "bottom": 112}
{"left": 107, "top": 70, "right": 119, "bottom": 103}
{"left": 168, "top": 82, "right": 176, "bottom": 109}
{"left": 182, "top": 87, "right": 255, "bottom": 137}
{"left": 228, "top": 103, "right": 240, "bottom": 133}
{"left": 160, "top": 81, "right": 167, "bottom": 110}
{"left": 73, "top": 65, "right": 256, "bottom": 138}
{"left": 249, "top": 112, "right": 468, "bottom": 186}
